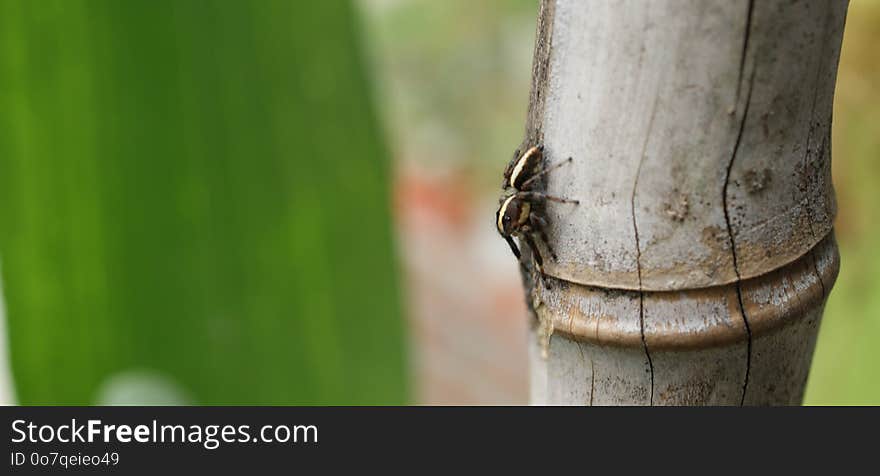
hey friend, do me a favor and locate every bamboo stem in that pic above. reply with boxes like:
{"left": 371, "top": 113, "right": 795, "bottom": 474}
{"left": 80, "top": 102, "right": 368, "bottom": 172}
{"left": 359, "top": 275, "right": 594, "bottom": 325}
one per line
{"left": 521, "top": 0, "right": 848, "bottom": 405}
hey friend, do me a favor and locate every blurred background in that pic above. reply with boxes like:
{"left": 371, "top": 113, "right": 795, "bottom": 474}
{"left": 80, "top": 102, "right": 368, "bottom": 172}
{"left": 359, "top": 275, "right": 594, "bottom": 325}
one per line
{"left": 0, "top": 0, "right": 877, "bottom": 405}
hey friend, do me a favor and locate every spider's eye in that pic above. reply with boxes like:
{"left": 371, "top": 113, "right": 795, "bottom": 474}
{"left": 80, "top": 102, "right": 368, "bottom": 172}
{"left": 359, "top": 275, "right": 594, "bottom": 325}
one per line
{"left": 504, "top": 216, "right": 511, "bottom": 223}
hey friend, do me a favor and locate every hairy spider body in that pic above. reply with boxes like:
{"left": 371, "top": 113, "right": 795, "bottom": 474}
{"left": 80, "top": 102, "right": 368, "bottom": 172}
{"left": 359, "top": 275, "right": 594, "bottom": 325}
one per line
{"left": 506, "top": 145, "right": 543, "bottom": 189}
{"left": 496, "top": 144, "right": 578, "bottom": 281}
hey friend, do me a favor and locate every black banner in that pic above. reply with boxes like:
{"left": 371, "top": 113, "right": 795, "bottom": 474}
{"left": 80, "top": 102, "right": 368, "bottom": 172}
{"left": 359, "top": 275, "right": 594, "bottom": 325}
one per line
{"left": 1, "top": 406, "right": 874, "bottom": 474}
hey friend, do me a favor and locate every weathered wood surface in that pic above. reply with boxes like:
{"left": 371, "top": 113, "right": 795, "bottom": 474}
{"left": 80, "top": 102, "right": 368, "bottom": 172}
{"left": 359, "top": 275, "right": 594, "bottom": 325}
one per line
{"left": 523, "top": 0, "right": 847, "bottom": 405}
{"left": 530, "top": 234, "right": 839, "bottom": 405}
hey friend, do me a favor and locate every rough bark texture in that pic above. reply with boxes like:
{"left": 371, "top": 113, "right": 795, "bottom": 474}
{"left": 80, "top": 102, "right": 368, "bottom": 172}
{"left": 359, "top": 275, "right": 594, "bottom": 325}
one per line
{"left": 524, "top": 0, "right": 847, "bottom": 405}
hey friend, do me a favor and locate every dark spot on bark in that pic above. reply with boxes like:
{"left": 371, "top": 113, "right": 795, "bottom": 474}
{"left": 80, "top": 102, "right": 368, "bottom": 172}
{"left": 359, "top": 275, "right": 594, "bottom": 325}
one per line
{"left": 664, "top": 192, "right": 690, "bottom": 222}
{"left": 744, "top": 168, "right": 772, "bottom": 194}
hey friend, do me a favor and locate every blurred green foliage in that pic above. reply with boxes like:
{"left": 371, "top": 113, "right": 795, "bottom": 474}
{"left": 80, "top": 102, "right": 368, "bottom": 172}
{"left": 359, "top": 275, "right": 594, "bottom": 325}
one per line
{"left": 0, "top": 0, "right": 406, "bottom": 404}
{"left": 805, "top": 0, "right": 880, "bottom": 405}
{"left": 361, "top": 0, "right": 539, "bottom": 188}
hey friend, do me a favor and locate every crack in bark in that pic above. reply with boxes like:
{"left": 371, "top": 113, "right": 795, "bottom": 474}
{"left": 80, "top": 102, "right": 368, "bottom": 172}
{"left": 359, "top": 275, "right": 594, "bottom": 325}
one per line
{"left": 589, "top": 355, "right": 595, "bottom": 407}
{"left": 734, "top": 0, "right": 755, "bottom": 104}
{"left": 632, "top": 95, "right": 660, "bottom": 406}
{"left": 577, "top": 342, "right": 595, "bottom": 406}
{"left": 723, "top": 66, "right": 756, "bottom": 406}
{"left": 724, "top": 1, "right": 757, "bottom": 405}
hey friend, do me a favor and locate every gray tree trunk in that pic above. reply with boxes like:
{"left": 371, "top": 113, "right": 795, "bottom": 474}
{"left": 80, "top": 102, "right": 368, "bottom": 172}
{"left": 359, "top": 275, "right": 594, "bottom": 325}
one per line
{"left": 522, "top": 0, "right": 848, "bottom": 405}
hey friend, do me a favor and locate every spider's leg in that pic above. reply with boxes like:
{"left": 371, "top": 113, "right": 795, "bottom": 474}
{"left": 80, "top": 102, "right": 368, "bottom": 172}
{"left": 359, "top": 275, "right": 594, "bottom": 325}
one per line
{"left": 520, "top": 157, "right": 573, "bottom": 190}
{"left": 531, "top": 215, "right": 557, "bottom": 261}
{"left": 523, "top": 232, "right": 553, "bottom": 289}
{"left": 504, "top": 235, "right": 521, "bottom": 259}
{"left": 502, "top": 147, "right": 522, "bottom": 188}
{"left": 522, "top": 233, "right": 543, "bottom": 269}
{"left": 520, "top": 191, "right": 580, "bottom": 205}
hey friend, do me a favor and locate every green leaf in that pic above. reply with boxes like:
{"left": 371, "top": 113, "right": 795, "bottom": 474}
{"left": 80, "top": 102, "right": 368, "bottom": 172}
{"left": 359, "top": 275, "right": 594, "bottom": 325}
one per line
{"left": 0, "top": 0, "right": 406, "bottom": 404}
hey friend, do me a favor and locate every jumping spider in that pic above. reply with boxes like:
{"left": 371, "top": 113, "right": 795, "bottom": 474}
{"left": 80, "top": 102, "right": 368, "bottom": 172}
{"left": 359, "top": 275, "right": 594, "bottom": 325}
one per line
{"left": 496, "top": 144, "right": 578, "bottom": 284}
